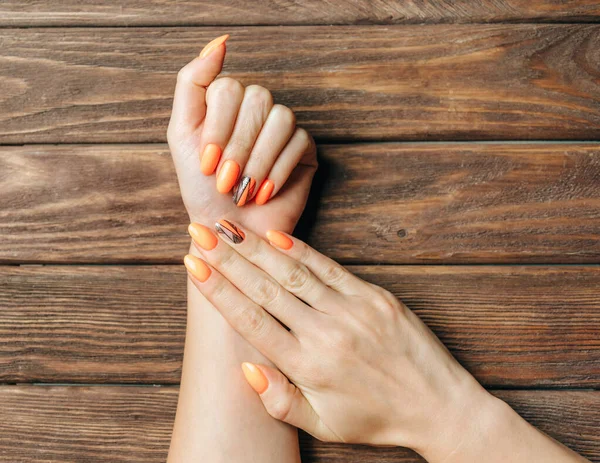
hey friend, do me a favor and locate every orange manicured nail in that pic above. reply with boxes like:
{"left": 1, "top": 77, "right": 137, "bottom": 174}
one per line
{"left": 184, "top": 254, "right": 211, "bottom": 282}
{"left": 199, "top": 34, "right": 230, "bottom": 59}
{"left": 241, "top": 362, "right": 269, "bottom": 394}
{"left": 254, "top": 179, "right": 274, "bottom": 205}
{"left": 200, "top": 144, "right": 221, "bottom": 175}
{"left": 188, "top": 223, "right": 218, "bottom": 250}
{"left": 216, "top": 160, "right": 240, "bottom": 193}
{"left": 266, "top": 230, "right": 293, "bottom": 250}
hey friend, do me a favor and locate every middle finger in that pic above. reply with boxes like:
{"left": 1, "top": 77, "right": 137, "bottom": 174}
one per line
{"left": 215, "top": 85, "right": 273, "bottom": 195}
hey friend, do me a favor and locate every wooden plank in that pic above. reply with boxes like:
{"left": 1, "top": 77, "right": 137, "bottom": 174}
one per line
{"left": 0, "top": 386, "right": 597, "bottom": 462}
{"left": 1, "top": 25, "right": 600, "bottom": 143}
{"left": 1, "top": 143, "right": 599, "bottom": 264}
{"left": 1, "top": 265, "right": 599, "bottom": 387}
{"left": 1, "top": 1, "right": 600, "bottom": 26}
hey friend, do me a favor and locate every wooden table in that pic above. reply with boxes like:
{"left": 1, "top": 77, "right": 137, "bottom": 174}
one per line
{"left": 1, "top": 1, "right": 599, "bottom": 461}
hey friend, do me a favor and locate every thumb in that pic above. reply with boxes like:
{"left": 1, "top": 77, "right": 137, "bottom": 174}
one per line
{"left": 241, "top": 362, "right": 339, "bottom": 442}
{"left": 169, "top": 34, "right": 229, "bottom": 134}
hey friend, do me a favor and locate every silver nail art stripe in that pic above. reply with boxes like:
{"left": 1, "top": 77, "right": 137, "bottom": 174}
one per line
{"left": 232, "top": 176, "right": 252, "bottom": 205}
{"left": 215, "top": 220, "right": 245, "bottom": 244}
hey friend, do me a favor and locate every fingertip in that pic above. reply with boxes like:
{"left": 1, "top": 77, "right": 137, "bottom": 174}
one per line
{"left": 188, "top": 222, "right": 218, "bottom": 251}
{"left": 200, "top": 144, "right": 222, "bottom": 175}
{"left": 266, "top": 230, "right": 293, "bottom": 250}
{"left": 255, "top": 179, "right": 274, "bottom": 205}
{"left": 241, "top": 362, "right": 269, "bottom": 394}
{"left": 199, "top": 34, "right": 230, "bottom": 59}
{"left": 183, "top": 254, "right": 212, "bottom": 282}
{"left": 216, "top": 160, "right": 241, "bottom": 193}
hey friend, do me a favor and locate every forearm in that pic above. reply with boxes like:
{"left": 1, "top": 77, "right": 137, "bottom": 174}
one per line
{"left": 168, "top": 245, "right": 301, "bottom": 463}
{"left": 421, "top": 391, "right": 589, "bottom": 463}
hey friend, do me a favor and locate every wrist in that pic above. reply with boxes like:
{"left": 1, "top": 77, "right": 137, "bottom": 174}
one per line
{"left": 414, "top": 378, "right": 508, "bottom": 463}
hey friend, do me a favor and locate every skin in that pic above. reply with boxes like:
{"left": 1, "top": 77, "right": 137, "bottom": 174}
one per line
{"left": 185, "top": 223, "right": 591, "bottom": 463}
{"left": 166, "top": 37, "right": 316, "bottom": 462}
{"left": 168, "top": 35, "right": 590, "bottom": 462}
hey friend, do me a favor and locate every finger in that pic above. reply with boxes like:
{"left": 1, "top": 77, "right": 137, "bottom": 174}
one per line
{"left": 198, "top": 77, "right": 245, "bottom": 175}
{"left": 216, "top": 85, "right": 274, "bottom": 195}
{"left": 255, "top": 127, "right": 317, "bottom": 206}
{"left": 202, "top": 220, "right": 338, "bottom": 311}
{"left": 241, "top": 363, "right": 339, "bottom": 442}
{"left": 188, "top": 222, "right": 319, "bottom": 331}
{"left": 234, "top": 104, "right": 296, "bottom": 206}
{"left": 265, "top": 230, "right": 366, "bottom": 296}
{"left": 183, "top": 254, "right": 299, "bottom": 365}
{"left": 168, "top": 34, "right": 229, "bottom": 137}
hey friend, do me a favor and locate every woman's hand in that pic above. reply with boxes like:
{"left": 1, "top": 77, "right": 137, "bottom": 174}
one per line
{"left": 167, "top": 35, "right": 317, "bottom": 235}
{"left": 180, "top": 219, "right": 499, "bottom": 460}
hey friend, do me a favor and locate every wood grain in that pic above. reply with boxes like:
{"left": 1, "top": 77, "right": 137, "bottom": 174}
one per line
{"left": 1, "top": 25, "right": 599, "bottom": 143}
{"left": 2, "top": 264, "right": 599, "bottom": 387}
{"left": 1, "top": 1, "right": 599, "bottom": 26}
{"left": 1, "top": 143, "right": 599, "bottom": 264}
{"left": 0, "top": 386, "right": 598, "bottom": 462}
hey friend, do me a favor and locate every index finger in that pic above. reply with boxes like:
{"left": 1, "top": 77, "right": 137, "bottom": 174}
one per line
{"left": 184, "top": 253, "right": 300, "bottom": 369}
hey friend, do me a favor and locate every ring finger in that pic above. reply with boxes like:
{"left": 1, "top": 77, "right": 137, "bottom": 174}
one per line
{"left": 234, "top": 104, "right": 296, "bottom": 206}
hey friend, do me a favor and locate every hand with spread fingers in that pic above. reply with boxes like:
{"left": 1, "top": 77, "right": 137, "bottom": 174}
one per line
{"left": 183, "top": 220, "right": 590, "bottom": 463}
{"left": 167, "top": 35, "right": 317, "bottom": 236}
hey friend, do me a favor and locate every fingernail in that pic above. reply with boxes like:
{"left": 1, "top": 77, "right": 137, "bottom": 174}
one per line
{"left": 200, "top": 144, "right": 222, "bottom": 175}
{"left": 199, "top": 34, "right": 230, "bottom": 59}
{"left": 241, "top": 362, "right": 269, "bottom": 394}
{"left": 184, "top": 254, "right": 211, "bottom": 282}
{"left": 254, "top": 179, "right": 274, "bottom": 206}
{"left": 216, "top": 160, "right": 240, "bottom": 193}
{"left": 188, "top": 223, "right": 218, "bottom": 250}
{"left": 266, "top": 230, "right": 293, "bottom": 250}
{"left": 232, "top": 176, "right": 256, "bottom": 207}
{"left": 215, "top": 219, "right": 245, "bottom": 244}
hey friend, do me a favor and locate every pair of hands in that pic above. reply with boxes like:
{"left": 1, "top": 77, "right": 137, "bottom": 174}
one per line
{"left": 167, "top": 35, "right": 497, "bottom": 462}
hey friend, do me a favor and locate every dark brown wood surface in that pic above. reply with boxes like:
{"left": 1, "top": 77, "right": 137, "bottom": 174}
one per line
{"left": 2, "top": 25, "right": 600, "bottom": 144}
{"left": 2, "top": 3, "right": 599, "bottom": 461}
{"left": 2, "top": 143, "right": 599, "bottom": 264}
{"left": 1, "top": 264, "right": 599, "bottom": 387}
{"left": 0, "top": 386, "right": 597, "bottom": 462}
{"left": 2, "top": 1, "right": 600, "bottom": 26}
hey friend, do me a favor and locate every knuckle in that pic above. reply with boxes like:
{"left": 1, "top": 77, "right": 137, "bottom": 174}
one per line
{"left": 321, "top": 264, "right": 348, "bottom": 287}
{"left": 295, "top": 127, "right": 312, "bottom": 151}
{"left": 176, "top": 63, "right": 196, "bottom": 85}
{"left": 296, "top": 242, "right": 312, "bottom": 264}
{"left": 207, "top": 76, "right": 243, "bottom": 99}
{"left": 374, "top": 292, "right": 401, "bottom": 318}
{"left": 244, "top": 84, "right": 273, "bottom": 107}
{"left": 210, "top": 278, "right": 230, "bottom": 302}
{"left": 218, "top": 248, "right": 239, "bottom": 270}
{"left": 282, "top": 264, "right": 311, "bottom": 293}
{"left": 267, "top": 392, "right": 294, "bottom": 422}
{"left": 253, "top": 277, "right": 281, "bottom": 308}
{"left": 239, "top": 304, "right": 268, "bottom": 338}
{"left": 271, "top": 104, "right": 296, "bottom": 126}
